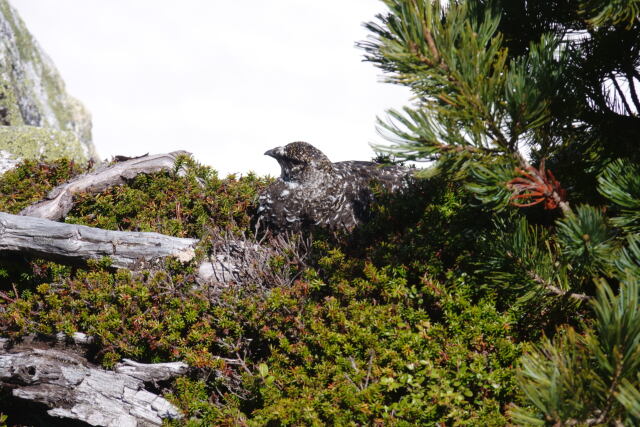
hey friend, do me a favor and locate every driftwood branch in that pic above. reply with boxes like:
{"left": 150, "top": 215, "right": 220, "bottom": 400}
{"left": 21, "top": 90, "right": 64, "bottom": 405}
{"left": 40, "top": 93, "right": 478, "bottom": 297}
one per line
{"left": 0, "top": 211, "right": 296, "bottom": 287}
{"left": 0, "top": 212, "right": 198, "bottom": 269}
{"left": 20, "top": 151, "right": 190, "bottom": 221}
{"left": 115, "top": 359, "right": 190, "bottom": 384}
{"left": 0, "top": 338, "right": 186, "bottom": 426}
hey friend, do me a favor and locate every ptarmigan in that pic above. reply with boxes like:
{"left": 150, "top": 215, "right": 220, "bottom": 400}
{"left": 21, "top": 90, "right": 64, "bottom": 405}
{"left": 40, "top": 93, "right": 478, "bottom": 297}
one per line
{"left": 256, "top": 141, "right": 413, "bottom": 233}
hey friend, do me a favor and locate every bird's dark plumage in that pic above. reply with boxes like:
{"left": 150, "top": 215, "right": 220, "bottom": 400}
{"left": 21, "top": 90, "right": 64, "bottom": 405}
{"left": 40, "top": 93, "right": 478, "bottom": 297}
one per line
{"left": 256, "top": 141, "right": 413, "bottom": 233}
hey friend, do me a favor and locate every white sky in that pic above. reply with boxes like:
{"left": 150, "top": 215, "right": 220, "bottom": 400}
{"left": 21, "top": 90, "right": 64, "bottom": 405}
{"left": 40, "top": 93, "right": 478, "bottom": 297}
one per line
{"left": 13, "top": 1, "right": 412, "bottom": 177}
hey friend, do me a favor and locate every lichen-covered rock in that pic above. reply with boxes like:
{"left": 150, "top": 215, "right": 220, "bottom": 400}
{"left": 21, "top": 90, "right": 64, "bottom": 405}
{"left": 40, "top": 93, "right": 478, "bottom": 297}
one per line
{"left": 0, "top": 148, "right": 18, "bottom": 173}
{"left": 0, "top": 126, "right": 88, "bottom": 164}
{"left": 0, "top": 0, "right": 98, "bottom": 172}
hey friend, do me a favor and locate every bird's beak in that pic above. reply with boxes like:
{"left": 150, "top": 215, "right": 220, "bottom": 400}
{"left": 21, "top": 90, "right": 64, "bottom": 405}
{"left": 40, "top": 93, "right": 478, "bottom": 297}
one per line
{"left": 264, "top": 147, "right": 281, "bottom": 158}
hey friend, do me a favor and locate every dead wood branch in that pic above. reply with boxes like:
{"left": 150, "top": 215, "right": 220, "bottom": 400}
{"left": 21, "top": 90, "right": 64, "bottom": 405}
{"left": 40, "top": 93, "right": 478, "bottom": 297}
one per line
{"left": 0, "top": 212, "right": 198, "bottom": 269}
{"left": 0, "top": 338, "right": 186, "bottom": 426}
{"left": 20, "top": 151, "right": 190, "bottom": 221}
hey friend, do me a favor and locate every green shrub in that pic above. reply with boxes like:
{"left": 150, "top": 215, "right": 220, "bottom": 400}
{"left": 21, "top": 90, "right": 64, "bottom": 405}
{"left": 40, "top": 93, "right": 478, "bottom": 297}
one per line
{"left": 0, "top": 159, "right": 523, "bottom": 425}
{"left": 65, "top": 156, "right": 269, "bottom": 237}
{"left": 0, "top": 158, "right": 82, "bottom": 213}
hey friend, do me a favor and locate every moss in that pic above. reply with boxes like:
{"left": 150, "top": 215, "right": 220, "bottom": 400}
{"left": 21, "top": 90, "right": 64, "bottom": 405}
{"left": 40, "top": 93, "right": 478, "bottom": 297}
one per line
{"left": 0, "top": 126, "right": 88, "bottom": 162}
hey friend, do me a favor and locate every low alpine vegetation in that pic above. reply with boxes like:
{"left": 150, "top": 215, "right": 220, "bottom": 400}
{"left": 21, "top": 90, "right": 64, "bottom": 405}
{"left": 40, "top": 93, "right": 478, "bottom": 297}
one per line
{"left": 1, "top": 0, "right": 639, "bottom": 425}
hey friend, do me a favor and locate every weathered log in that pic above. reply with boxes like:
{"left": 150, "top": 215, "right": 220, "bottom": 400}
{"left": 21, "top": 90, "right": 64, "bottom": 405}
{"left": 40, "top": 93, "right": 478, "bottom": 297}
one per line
{"left": 115, "top": 359, "right": 190, "bottom": 384}
{"left": 0, "top": 338, "right": 186, "bottom": 426}
{"left": 0, "top": 211, "right": 286, "bottom": 286}
{"left": 19, "top": 151, "right": 189, "bottom": 221}
{"left": 0, "top": 212, "right": 197, "bottom": 269}
{"left": 56, "top": 331, "right": 95, "bottom": 346}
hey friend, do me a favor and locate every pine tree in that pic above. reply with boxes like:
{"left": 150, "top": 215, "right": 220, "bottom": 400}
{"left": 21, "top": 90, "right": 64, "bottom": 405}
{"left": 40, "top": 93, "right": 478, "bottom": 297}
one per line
{"left": 361, "top": 0, "right": 640, "bottom": 424}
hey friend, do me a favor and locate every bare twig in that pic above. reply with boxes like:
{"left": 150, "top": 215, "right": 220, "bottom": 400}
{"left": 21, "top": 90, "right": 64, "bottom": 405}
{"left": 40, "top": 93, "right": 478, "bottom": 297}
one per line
{"left": 365, "top": 350, "right": 375, "bottom": 389}
{"left": 527, "top": 269, "right": 591, "bottom": 302}
{"left": 505, "top": 250, "right": 590, "bottom": 302}
{"left": 0, "top": 291, "right": 16, "bottom": 304}
{"left": 610, "top": 72, "right": 634, "bottom": 116}
{"left": 626, "top": 70, "right": 640, "bottom": 113}
{"left": 198, "top": 228, "right": 310, "bottom": 294}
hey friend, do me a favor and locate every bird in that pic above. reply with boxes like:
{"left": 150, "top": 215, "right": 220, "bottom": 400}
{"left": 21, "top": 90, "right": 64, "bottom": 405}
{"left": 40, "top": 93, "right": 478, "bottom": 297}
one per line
{"left": 255, "top": 141, "right": 413, "bottom": 233}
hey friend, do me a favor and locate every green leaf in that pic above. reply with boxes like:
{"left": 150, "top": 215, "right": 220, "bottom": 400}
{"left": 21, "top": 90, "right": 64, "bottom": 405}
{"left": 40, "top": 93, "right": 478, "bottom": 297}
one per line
{"left": 258, "top": 363, "right": 269, "bottom": 377}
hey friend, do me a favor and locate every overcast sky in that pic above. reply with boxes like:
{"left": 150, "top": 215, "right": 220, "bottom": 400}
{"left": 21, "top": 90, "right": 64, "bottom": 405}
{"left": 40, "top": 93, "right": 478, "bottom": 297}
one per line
{"left": 13, "top": 1, "right": 411, "bottom": 176}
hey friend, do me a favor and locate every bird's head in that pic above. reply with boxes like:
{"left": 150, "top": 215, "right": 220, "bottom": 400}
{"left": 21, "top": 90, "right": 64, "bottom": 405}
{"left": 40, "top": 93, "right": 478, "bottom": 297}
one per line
{"left": 265, "top": 141, "right": 333, "bottom": 182}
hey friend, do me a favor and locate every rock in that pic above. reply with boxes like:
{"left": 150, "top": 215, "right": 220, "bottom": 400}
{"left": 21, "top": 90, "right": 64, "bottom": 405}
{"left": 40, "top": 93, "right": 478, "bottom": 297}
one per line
{"left": 0, "top": 126, "right": 88, "bottom": 167}
{"left": 0, "top": 0, "right": 98, "bottom": 171}
{"left": 0, "top": 148, "right": 18, "bottom": 174}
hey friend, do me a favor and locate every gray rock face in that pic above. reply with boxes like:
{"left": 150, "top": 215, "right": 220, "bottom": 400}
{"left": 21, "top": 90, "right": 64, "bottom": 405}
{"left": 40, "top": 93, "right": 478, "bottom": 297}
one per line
{"left": 0, "top": 0, "right": 98, "bottom": 173}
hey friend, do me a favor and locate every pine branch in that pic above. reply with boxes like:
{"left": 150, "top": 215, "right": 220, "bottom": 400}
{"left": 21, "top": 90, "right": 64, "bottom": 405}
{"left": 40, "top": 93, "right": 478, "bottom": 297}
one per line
{"left": 480, "top": 104, "right": 511, "bottom": 150}
{"left": 589, "top": 361, "right": 624, "bottom": 425}
{"left": 423, "top": 30, "right": 441, "bottom": 66}
{"left": 626, "top": 70, "right": 640, "bottom": 113}
{"left": 504, "top": 247, "right": 590, "bottom": 302}
{"left": 545, "top": 283, "right": 591, "bottom": 303}
{"left": 526, "top": 267, "right": 591, "bottom": 302}
{"left": 610, "top": 73, "right": 634, "bottom": 116}
{"left": 435, "top": 142, "right": 501, "bottom": 155}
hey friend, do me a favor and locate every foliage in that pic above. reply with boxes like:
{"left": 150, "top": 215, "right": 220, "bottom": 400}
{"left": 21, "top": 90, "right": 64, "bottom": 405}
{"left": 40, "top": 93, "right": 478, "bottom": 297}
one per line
{"left": 0, "top": 160, "right": 524, "bottom": 425}
{"left": 360, "top": 1, "right": 564, "bottom": 170}
{"left": 582, "top": 0, "right": 640, "bottom": 28}
{"left": 0, "top": 260, "right": 216, "bottom": 368}
{"left": 243, "top": 269, "right": 519, "bottom": 426}
{"left": 0, "top": 158, "right": 82, "bottom": 213}
{"left": 598, "top": 159, "right": 640, "bottom": 233}
{"left": 362, "top": 0, "right": 640, "bottom": 424}
{"left": 513, "top": 277, "right": 640, "bottom": 426}
{"left": 0, "top": 0, "right": 639, "bottom": 424}
{"left": 66, "top": 155, "right": 268, "bottom": 238}
{"left": 235, "top": 180, "right": 521, "bottom": 426}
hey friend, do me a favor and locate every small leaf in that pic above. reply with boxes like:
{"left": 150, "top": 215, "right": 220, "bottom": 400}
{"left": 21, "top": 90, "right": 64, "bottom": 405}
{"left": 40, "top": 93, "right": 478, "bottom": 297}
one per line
{"left": 258, "top": 363, "right": 269, "bottom": 377}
